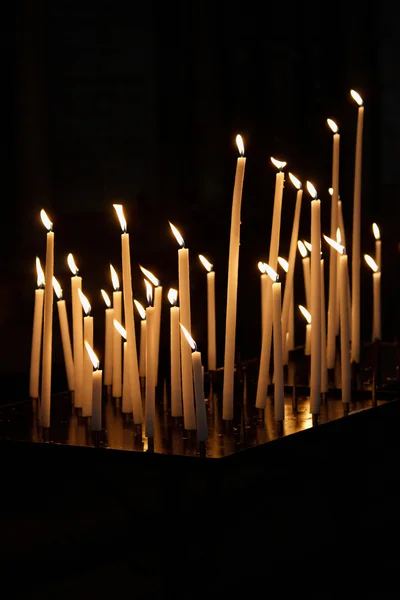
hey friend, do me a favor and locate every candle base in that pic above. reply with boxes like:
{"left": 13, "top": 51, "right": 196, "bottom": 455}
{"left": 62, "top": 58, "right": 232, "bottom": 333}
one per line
{"left": 276, "top": 420, "right": 283, "bottom": 437}
{"left": 92, "top": 431, "right": 101, "bottom": 448}
{"left": 351, "top": 363, "right": 360, "bottom": 391}
{"left": 147, "top": 437, "right": 154, "bottom": 453}
{"left": 292, "top": 375, "right": 298, "bottom": 415}
{"left": 199, "top": 441, "right": 206, "bottom": 458}
{"left": 312, "top": 414, "right": 319, "bottom": 427}
{"left": 42, "top": 427, "right": 51, "bottom": 442}
{"left": 343, "top": 402, "right": 350, "bottom": 416}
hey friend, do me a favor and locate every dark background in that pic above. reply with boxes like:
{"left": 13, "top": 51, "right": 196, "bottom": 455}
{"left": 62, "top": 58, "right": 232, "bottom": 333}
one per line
{"left": 4, "top": 1, "right": 399, "bottom": 394}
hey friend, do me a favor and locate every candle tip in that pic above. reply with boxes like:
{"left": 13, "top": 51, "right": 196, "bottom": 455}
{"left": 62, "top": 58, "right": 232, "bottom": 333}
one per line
{"left": 350, "top": 89, "right": 363, "bottom": 106}
{"left": 169, "top": 221, "right": 185, "bottom": 247}
{"left": 236, "top": 134, "right": 244, "bottom": 156}
{"left": 270, "top": 157, "right": 287, "bottom": 170}
{"left": 180, "top": 323, "right": 197, "bottom": 351}
{"left": 327, "top": 118, "right": 339, "bottom": 133}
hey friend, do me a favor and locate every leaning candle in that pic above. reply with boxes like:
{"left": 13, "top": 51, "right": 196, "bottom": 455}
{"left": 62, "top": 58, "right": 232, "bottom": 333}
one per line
{"left": 169, "top": 222, "right": 196, "bottom": 429}
{"left": 350, "top": 89, "right": 365, "bottom": 364}
{"left": 78, "top": 289, "right": 93, "bottom": 417}
{"left": 140, "top": 265, "right": 162, "bottom": 385}
{"left": 222, "top": 135, "right": 246, "bottom": 420}
{"left": 29, "top": 257, "right": 45, "bottom": 398}
{"left": 277, "top": 256, "right": 290, "bottom": 362}
{"left": 101, "top": 289, "right": 113, "bottom": 387}
{"left": 85, "top": 342, "right": 102, "bottom": 432}
{"left": 110, "top": 264, "right": 122, "bottom": 400}
{"left": 264, "top": 263, "right": 284, "bottom": 423}
{"left": 307, "top": 182, "right": 321, "bottom": 415}
{"left": 364, "top": 254, "right": 381, "bottom": 341}
{"left": 113, "top": 319, "right": 131, "bottom": 414}
{"left": 199, "top": 254, "right": 217, "bottom": 372}
{"left": 180, "top": 324, "right": 208, "bottom": 442}
{"left": 113, "top": 204, "right": 143, "bottom": 423}
{"left": 144, "top": 280, "right": 155, "bottom": 439}
{"left": 134, "top": 299, "right": 147, "bottom": 378}
{"left": 299, "top": 305, "right": 312, "bottom": 356}
{"left": 373, "top": 223, "right": 381, "bottom": 271}
{"left": 298, "top": 241, "right": 311, "bottom": 311}
{"left": 258, "top": 261, "right": 269, "bottom": 342}
{"left": 168, "top": 288, "right": 182, "bottom": 417}
{"left": 40, "top": 209, "right": 54, "bottom": 428}
{"left": 68, "top": 253, "right": 83, "bottom": 408}
{"left": 53, "top": 276, "right": 74, "bottom": 392}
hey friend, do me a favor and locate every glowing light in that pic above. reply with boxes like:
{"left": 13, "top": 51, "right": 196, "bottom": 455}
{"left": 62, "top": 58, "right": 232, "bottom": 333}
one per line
{"left": 145, "top": 279, "right": 153, "bottom": 305}
{"left": 169, "top": 222, "right": 185, "bottom": 247}
{"left": 350, "top": 89, "right": 363, "bottom": 106}
{"left": 113, "top": 204, "right": 127, "bottom": 232}
{"left": 264, "top": 263, "right": 279, "bottom": 282}
{"left": 85, "top": 341, "right": 100, "bottom": 370}
{"left": 298, "top": 240, "right": 308, "bottom": 258}
{"left": 299, "top": 305, "right": 311, "bottom": 324}
{"left": 101, "top": 289, "right": 111, "bottom": 307}
{"left": 364, "top": 254, "right": 378, "bottom": 273}
{"left": 288, "top": 173, "right": 301, "bottom": 189}
{"left": 199, "top": 254, "right": 213, "bottom": 272}
{"left": 336, "top": 228, "right": 342, "bottom": 244}
{"left": 328, "top": 187, "right": 333, "bottom": 196}
{"left": 372, "top": 223, "right": 380, "bottom": 240}
{"left": 236, "top": 134, "right": 244, "bottom": 156}
{"left": 78, "top": 288, "right": 91, "bottom": 315}
{"left": 139, "top": 265, "right": 160, "bottom": 287}
{"left": 180, "top": 323, "right": 197, "bottom": 351}
{"left": 52, "top": 276, "right": 62, "bottom": 300}
{"left": 134, "top": 299, "right": 146, "bottom": 320}
{"left": 67, "top": 253, "right": 79, "bottom": 276}
{"left": 270, "top": 157, "right": 287, "bottom": 170}
{"left": 304, "top": 240, "right": 312, "bottom": 253}
{"left": 36, "top": 257, "right": 45, "bottom": 287}
{"left": 168, "top": 288, "right": 178, "bottom": 306}
{"left": 113, "top": 319, "right": 127, "bottom": 339}
{"left": 277, "top": 257, "right": 289, "bottom": 273}
{"left": 306, "top": 181, "right": 318, "bottom": 199}
{"left": 258, "top": 261, "right": 267, "bottom": 274}
{"left": 110, "top": 264, "right": 120, "bottom": 291}
{"left": 323, "top": 234, "right": 345, "bottom": 255}
{"left": 40, "top": 209, "right": 53, "bottom": 231}
{"left": 327, "top": 118, "right": 339, "bottom": 133}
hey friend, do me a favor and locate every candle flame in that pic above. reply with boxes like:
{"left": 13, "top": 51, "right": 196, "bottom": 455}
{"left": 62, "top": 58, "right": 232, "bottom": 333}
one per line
{"left": 306, "top": 181, "right": 317, "bottom": 199}
{"left": 264, "top": 263, "right": 279, "bottom": 282}
{"left": 350, "top": 89, "right": 363, "bottom": 106}
{"left": 336, "top": 228, "right": 342, "bottom": 244}
{"left": 372, "top": 223, "right": 380, "bottom": 240}
{"left": 299, "top": 305, "right": 311, "bottom": 324}
{"left": 40, "top": 209, "right": 53, "bottom": 231}
{"left": 36, "top": 257, "right": 45, "bottom": 287}
{"left": 67, "top": 253, "right": 79, "bottom": 275}
{"left": 114, "top": 319, "right": 127, "bottom": 339}
{"left": 113, "top": 204, "right": 127, "bottom": 232}
{"left": 52, "top": 276, "right": 62, "bottom": 300}
{"left": 270, "top": 157, "right": 287, "bottom": 170}
{"left": 134, "top": 299, "right": 146, "bottom": 320}
{"left": 101, "top": 289, "right": 111, "bottom": 307}
{"left": 288, "top": 173, "right": 301, "bottom": 189}
{"left": 364, "top": 254, "right": 378, "bottom": 273}
{"left": 304, "top": 240, "right": 312, "bottom": 253}
{"left": 180, "top": 323, "right": 197, "bottom": 351}
{"left": 236, "top": 134, "right": 244, "bottom": 156}
{"left": 298, "top": 240, "right": 308, "bottom": 258}
{"left": 139, "top": 265, "right": 160, "bottom": 287}
{"left": 199, "top": 254, "right": 213, "bottom": 272}
{"left": 110, "top": 264, "right": 120, "bottom": 291}
{"left": 328, "top": 187, "right": 333, "bottom": 196}
{"left": 258, "top": 261, "right": 267, "bottom": 274}
{"left": 145, "top": 279, "right": 153, "bottom": 305}
{"left": 277, "top": 257, "right": 289, "bottom": 273}
{"left": 78, "top": 288, "right": 91, "bottom": 315}
{"left": 168, "top": 288, "right": 178, "bottom": 306}
{"left": 85, "top": 341, "right": 100, "bottom": 370}
{"left": 327, "top": 118, "right": 339, "bottom": 133}
{"left": 169, "top": 221, "right": 185, "bottom": 247}
{"left": 323, "top": 234, "right": 345, "bottom": 255}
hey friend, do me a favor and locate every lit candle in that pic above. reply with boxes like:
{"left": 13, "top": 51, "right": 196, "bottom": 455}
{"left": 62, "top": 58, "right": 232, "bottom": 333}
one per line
{"left": 255, "top": 157, "right": 286, "bottom": 410}
{"left": 298, "top": 241, "right": 311, "bottom": 311}
{"left": 84, "top": 342, "right": 102, "bottom": 432}
{"left": 258, "top": 261, "right": 268, "bottom": 342}
{"left": 364, "top": 255, "right": 381, "bottom": 341}
{"left": 350, "top": 89, "right": 364, "bottom": 364}
{"left": 78, "top": 289, "right": 93, "bottom": 417}
{"left": 372, "top": 223, "right": 381, "bottom": 271}
{"left": 53, "top": 276, "right": 74, "bottom": 392}
{"left": 29, "top": 257, "right": 45, "bottom": 399}
{"left": 307, "top": 182, "right": 321, "bottom": 415}
{"left": 101, "top": 289, "right": 113, "bottom": 387}
{"left": 134, "top": 299, "right": 147, "bottom": 378}
{"left": 144, "top": 280, "right": 155, "bottom": 439}
{"left": 113, "top": 319, "right": 131, "bottom": 414}
{"left": 264, "top": 263, "right": 284, "bottom": 422}
{"left": 320, "top": 258, "right": 328, "bottom": 394}
{"left": 40, "top": 209, "right": 54, "bottom": 428}
{"left": 110, "top": 264, "right": 122, "bottom": 400}
{"left": 68, "top": 253, "right": 83, "bottom": 408}
{"left": 335, "top": 227, "right": 342, "bottom": 334}
{"left": 299, "top": 305, "right": 312, "bottom": 356}
{"left": 169, "top": 222, "right": 196, "bottom": 429}
{"left": 326, "top": 119, "right": 340, "bottom": 370}
{"left": 277, "top": 256, "right": 291, "bottom": 362}
{"left": 222, "top": 135, "right": 246, "bottom": 420}
{"left": 113, "top": 205, "right": 143, "bottom": 423}
{"left": 140, "top": 265, "right": 162, "bottom": 385}
{"left": 199, "top": 254, "right": 217, "bottom": 371}
{"left": 180, "top": 324, "right": 208, "bottom": 442}
{"left": 168, "top": 288, "right": 182, "bottom": 417}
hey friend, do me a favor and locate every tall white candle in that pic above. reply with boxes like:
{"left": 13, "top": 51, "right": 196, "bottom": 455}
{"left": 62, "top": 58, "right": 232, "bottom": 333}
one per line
{"left": 222, "top": 135, "right": 246, "bottom": 420}
{"left": 168, "top": 289, "right": 182, "bottom": 417}
{"left": 110, "top": 265, "right": 122, "bottom": 399}
{"left": 85, "top": 342, "right": 102, "bottom": 432}
{"left": 288, "top": 297, "right": 295, "bottom": 351}
{"left": 144, "top": 281, "right": 155, "bottom": 439}
{"left": 350, "top": 90, "right": 365, "bottom": 364}
{"left": 255, "top": 157, "right": 286, "bottom": 410}
{"left": 40, "top": 210, "right": 54, "bottom": 428}
{"left": 134, "top": 299, "right": 147, "bottom": 378}
{"left": 29, "top": 257, "right": 45, "bottom": 398}
{"left": 264, "top": 264, "right": 284, "bottom": 422}
{"left": 53, "top": 277, "right": 74, "bottom": 392}
{"left": 277, "top": 256, "right": 290, "bottom": 362}
{"left": 320, "top": 259, "right": 328, "bottom": 394}
{"left": 79, "top": 289, "right": 93, "bottom": 417}
{"left": 68, "top": 253, "right": 83, "bottom": 408}
{"left": 364, "top": 255, "right": 381, "bottom": 341}
{"left": 298, "top": 241, "right": 311, "bottom": 310}
{"left": 114, "top": 205, "right": 143, "bottom": 423}
{"left": 113, "top": 319, "right": 131, "bottom": 413}
{"left": 101, "top": 289, "right": 113, "bottom": 387}
{"left": 259, "top": 266, "right": 268, "bottom": 340}
{"left": 373, "top": 223, "right": 381, "bottom": 271}
{"left": 199, "top": 255, "right": 217, "bottom": 371}
{"left": 307, "top": 182, "right": 321, "bottom": 415}
{"left": 180, "top": 325, "right": 208, "bottom": 442}
{"left": 169, "top": 222, "right": 196, "bottom": 429}
{"left": 140, "top": 266, "right": 162, "bottom": 385}
{"left": 299, "top": 305, "right": 312, "bottom": 355}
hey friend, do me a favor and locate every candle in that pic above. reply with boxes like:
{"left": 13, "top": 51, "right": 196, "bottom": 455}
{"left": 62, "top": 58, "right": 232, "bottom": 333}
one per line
{"left": 140, "top": 265, "right": 162, "bottom": 385}
{"left": 68, "top": 253, "right": 83, "bottom": 409}
{"left": 199, "top": 254, "right": 217, "bottom": 371}
{"left": 53, "top": 276, "right": 74, "bottom": 392}
{"left": 299, "top": 305, "right": 312, "bottom": 355}
{"left": 110, "top": 264, "right": 122, "bottom": 400}
{"left": 364, "top": 255, "right": 381, "bottom": 341}
{"left": 78, "top": 289, "right": 93, "bottom": 417}
{"left": 335, "top": 227, "right": 342, "bottom": 335}
{"left": 113, "top": 205, "right": 143, "bottom": 423}
{"left": 169, "top": 222, "right": 196, "bottom": 429}
{"left": 350, "top": 89, "right": 365, "bottom": 364}
{"left": 168, "top": 288, "right": 182, "bottom": 417}
{"left": 320, "top": 259, "right": 328, "bottom": 394}
{"left": 307, "top": 182, "right": 321, "bottom": 415}
{"left": 134, "top": 299, "right": 147, "bottom": 378}
{"left": 277, "top": 256, "right": 290, "bottom": 362}
{"left": 180, "top": 324, "right": 208, "bottom": 442}
{"left": 264, "top": 264, "right": 284, "bottom": 422}
{"left": 326, "top": 119, "right": 340, "bottom": 370}
{"left": 101, "top": 289, "right": 113, "bottom": 387}
{"left": 373, "top": 223, "right": 381, "bottom": 271}
{"left": 84, "top": 342, "right": 102, "bottom": 432}
{"left": 255, "top": 156, "right": 286, "bottom": 410}
{"left": 29, "top": 257, "right": 45, "bottom": 399}
{"left": 222, "top": 135, "right": 246, "bottom": 420}
{"left": 40, "top": 210, "right": 54, "bottom": 428}
{"left": 281, "top": 173, "right": 303, "bottom": 353}
{"left": 298, "top": 241, "right": 311, "bottom": 311}
{"left": 144, "top": 280, "right": 155, "bottom": 439}
{"left": 258, "top": 262, "right": 269, "bottom": 342}
{"left": 113, "top": 319, "right": 131, "bottom": 414}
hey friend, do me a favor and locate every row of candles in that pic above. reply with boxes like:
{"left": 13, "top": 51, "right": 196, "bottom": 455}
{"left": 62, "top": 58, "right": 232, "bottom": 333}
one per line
{"left": 29, "top": 88, "right": 378, "bottom": 441}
